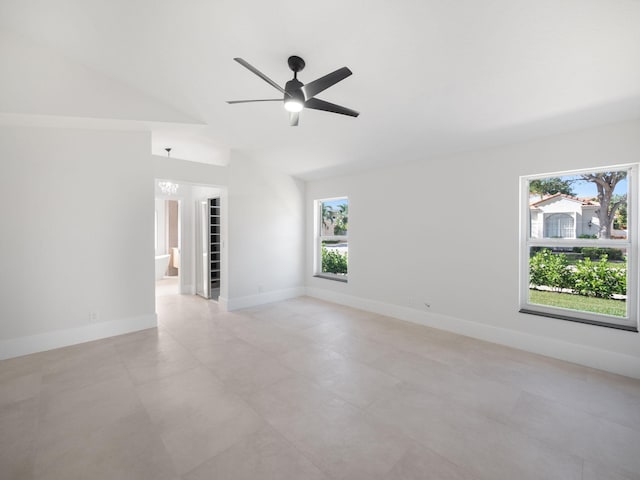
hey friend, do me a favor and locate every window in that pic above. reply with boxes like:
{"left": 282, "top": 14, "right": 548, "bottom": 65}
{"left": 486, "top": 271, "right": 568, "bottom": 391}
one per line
{"left": 315, "top": 197, "right": 348, "bottom": 281}
{"left": 544, "top": 213, "right": 575, "bottom": 238}
{"left": 520, "top": 166, "right": 637, "bottom": 331}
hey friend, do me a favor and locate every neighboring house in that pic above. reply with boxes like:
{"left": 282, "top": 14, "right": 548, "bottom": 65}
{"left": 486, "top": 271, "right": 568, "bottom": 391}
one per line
{"left": 530, "top": 194, "right": 600, "bottom": 238}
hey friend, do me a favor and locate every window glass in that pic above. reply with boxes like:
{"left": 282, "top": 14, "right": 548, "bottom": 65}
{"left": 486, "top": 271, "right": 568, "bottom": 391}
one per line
{"left": 320, "top": 198, "right": 348, "bottom": 236}
{"left": 529, "top": 171, "right": 627, "bottom": 241}
{"left": 521, "top": 167, "right": 636, "bottom": 331}
{"left": 321, "top": 240, "right": 348, "bottom": 276}
{"left": 527, "top": 246, "right": 627, "bottom": 318}
{"left": 317, "top": 198, "right": 348, "bottom": 280}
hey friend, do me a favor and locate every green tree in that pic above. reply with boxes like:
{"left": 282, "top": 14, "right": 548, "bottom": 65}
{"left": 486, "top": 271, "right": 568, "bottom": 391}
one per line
{"left": 322, "top": 204, "right": 335, "bottom": 233}
{"left": 529, "top": 178, "right": 575, "bottom": 200}
{"left": 334, "top": 203, "right": 348, "bottom": 235}
{"left": 580, "top": 172, "right": 627, "bottom": 239}
{"left": 612, "top": 194, "right": 627, "bottom": 230}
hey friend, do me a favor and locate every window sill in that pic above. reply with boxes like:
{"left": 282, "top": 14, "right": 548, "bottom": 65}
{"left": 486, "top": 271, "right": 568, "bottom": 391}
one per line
{"left": 519, "top": 308, "right": 638, "bottom": 332}
{"left": 314, "top": 274, "right": 348, "bottom": 283}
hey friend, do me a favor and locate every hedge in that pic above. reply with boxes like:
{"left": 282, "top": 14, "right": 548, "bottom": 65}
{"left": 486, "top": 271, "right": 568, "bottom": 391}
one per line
{"left": 529, "top": 249, "right": 626, "bottom": 299}
{"left": 322, "top": 245, "right": 348, "bottom": 274}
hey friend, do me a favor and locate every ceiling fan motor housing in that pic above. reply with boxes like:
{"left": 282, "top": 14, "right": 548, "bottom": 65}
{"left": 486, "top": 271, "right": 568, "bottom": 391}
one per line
{"left": 285, "top": 78, "right": 305, "bottom": 102}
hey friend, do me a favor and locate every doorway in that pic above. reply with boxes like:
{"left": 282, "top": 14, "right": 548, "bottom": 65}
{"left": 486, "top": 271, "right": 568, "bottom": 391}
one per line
{"left": 155, "top": 197, "right": 180, "bottom": 296}
{"left": 154, "top": 180, "right": 225, "bottom": 305}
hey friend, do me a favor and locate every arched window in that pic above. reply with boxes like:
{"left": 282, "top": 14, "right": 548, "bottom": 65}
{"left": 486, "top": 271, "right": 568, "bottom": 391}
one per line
{"left": 544, "top": 213, "right": 574, "bottom": 238}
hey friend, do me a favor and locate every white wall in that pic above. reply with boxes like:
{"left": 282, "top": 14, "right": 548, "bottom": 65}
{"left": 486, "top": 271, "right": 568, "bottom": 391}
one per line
{"left": 155, "top": 198, "right": 167, "bottom": 256}
{"left": 306, "top": 119, "right": 640, "bottom": 378}
{"left": 0, "top": 126, "right": 156, "bottom": 358}
{"left": 153, "top": 155, "right": 229, "bottom": 186}
{"left": 153, "top": 153, "right": 305, "bottom": 310}
{"left": 0, "top": 29, "right": 198, "bottom": 124}
{"left": 224, "top": 153, "right": 305, "bottom": 310}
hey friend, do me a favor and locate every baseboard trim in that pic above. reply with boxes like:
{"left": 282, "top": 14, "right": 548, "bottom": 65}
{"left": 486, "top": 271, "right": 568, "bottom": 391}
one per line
{"left": 0, "top": 314, "right": 158, "bottom": 361}
{"left": 306, "top": 287, "right": 640, "bottom": 379}
{"left": 225, "top": 287, "right": 305, "bottom": 311}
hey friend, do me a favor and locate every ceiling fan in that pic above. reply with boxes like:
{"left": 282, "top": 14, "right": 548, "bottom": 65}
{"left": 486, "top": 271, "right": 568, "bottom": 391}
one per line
{"left": 227, "top": 55, "right": 359, "bottom": 126}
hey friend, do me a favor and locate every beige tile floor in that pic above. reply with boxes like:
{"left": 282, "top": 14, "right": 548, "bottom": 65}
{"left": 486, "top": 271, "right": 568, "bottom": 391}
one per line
{"left": 2, "top": 292, "right": 640, "bottom": 480}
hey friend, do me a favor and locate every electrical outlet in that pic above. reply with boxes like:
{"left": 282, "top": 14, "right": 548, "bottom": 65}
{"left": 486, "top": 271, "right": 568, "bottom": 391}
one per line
{"left": 89, "top": 311, "right": 100, "bottom": 322}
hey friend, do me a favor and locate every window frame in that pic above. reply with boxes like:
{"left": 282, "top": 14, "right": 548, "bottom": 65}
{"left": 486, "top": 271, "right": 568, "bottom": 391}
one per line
{"left": 519, "top": 164, "right": 638, "bottom": 332}
{"left": 314, "top": 197, "right": 348, "bottom": 282}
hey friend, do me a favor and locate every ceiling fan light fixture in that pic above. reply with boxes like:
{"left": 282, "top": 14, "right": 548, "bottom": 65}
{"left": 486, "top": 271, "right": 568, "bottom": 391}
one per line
{"left": 284, "top": 98, "right": 304, "bottom": 112}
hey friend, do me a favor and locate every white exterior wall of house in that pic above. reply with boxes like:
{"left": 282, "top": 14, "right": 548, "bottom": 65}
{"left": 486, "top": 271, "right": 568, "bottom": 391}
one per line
{"left": 580, "top": 206, "right": 600, "bottom": 237}
{"left": 530, "top": 208, "right": 543, "bottom": 238}
{"left": 530, "top": 197, "right": 600, "bottom": 238}
{"left": 537, "top": 197, "right": 582, "bottom": 213}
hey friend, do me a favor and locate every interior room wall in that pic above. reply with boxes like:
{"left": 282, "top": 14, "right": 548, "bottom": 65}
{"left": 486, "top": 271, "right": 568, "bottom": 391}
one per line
{"left": 305, "top": 119, "right": 640, "bottom": 378}
{"left": 224, "top": 152, "right": 305, "bottom": 310}
{"left": 154, "top": 198, "right": 166, "bottom": 256}
{"left": 0, "top": 126, "right": 156, "bottom": 359}
{"left": 153, "top": 155, "right": 229, "bottom": 185}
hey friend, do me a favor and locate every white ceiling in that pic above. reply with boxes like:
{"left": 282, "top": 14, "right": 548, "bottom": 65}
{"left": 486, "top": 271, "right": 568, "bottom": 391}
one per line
{"left": 1, "top": 0, "right": 639, "bottom": 179}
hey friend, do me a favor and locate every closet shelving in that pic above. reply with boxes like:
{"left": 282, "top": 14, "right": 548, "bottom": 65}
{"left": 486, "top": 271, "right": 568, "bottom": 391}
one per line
{"left": 209, "top": 197, "right": 221, "bottom": 300}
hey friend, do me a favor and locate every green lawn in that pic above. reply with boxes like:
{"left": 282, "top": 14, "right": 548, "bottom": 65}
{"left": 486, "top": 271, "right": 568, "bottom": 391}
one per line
{"left": 571, "top": 261, "right": 626, "bottom": 269}
{"left": 529, "top": 289, "right": 626, "bottom": 317}
{"left": 603, "top": 261, "right": 626, "bottom": 270}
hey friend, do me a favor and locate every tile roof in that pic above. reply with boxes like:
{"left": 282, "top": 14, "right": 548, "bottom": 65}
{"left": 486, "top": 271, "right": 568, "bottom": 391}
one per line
{"left": 530, "top": 193, "right": 598, "bottom": 207}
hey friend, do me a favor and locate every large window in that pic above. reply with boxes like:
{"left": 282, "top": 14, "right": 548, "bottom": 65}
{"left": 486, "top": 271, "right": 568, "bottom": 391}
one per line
{"left": 315, "top": 197, "right": 348, "bottom": 281}
{"left": 520, "top": 166, "right": 637, "bottom": 331}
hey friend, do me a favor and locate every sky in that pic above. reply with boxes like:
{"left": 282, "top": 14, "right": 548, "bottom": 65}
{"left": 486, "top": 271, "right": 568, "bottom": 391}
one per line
{"left": 322, "top": 198, "right": 348, "bottom": 210}
{"left": 544, "top": 173, "right": 627, "bottom": 199}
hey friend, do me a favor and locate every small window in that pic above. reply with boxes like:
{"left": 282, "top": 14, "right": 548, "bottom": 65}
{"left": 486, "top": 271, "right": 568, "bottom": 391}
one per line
{"left": 521, "top": 166, "right": 637, "bottom": 331}
{"left": 315, "top": 197, "right": 348, "bottom": 281}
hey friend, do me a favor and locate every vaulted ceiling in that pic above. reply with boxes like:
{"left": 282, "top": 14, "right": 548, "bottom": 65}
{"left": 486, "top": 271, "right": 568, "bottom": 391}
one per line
{"left": 1, "top": 0, "right": 639, "bottom": 179}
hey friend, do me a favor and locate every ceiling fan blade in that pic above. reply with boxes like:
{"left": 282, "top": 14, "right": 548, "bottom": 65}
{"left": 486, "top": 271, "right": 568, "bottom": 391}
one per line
{"left": 233, "top": 58, "right": 287, "bottom": 95}
{"left": 304, "top": 98, "right": 359, "bottom": 117}
{"left": 289, "top": 111, "right": 299, "bottom": 127}
{"left": 301, "top": 67, "right": 352, "bottom": 100}
{"left": 226, "top": 99, "right": 282, "bottom": 104}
